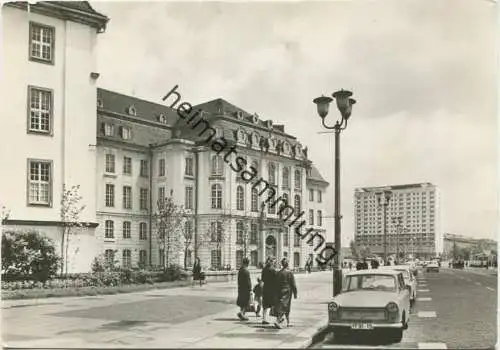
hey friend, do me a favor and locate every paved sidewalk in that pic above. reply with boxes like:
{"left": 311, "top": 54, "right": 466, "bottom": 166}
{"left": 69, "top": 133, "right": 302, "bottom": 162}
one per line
{"left": 2, "top": 271, "right": 335, "bottom": 348}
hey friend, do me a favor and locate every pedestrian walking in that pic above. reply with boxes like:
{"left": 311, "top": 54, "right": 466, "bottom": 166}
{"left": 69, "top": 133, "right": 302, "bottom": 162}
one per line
{"left": 370, "top": 259, "right": 379, "bottom": 269}
{"left": 261, "top": 257, "right": 277, "bottom": 324}
{"left": 236, "top": 257, "right": 251, "bottom": 321}
{"left": 274, "top": 257, "right": 297, "bottom": 329}
{"left": 253, "top": 278, "right": 264, "bottom": 317}
{"left": 192, "top": 257, "right": 204, "bottom": 287}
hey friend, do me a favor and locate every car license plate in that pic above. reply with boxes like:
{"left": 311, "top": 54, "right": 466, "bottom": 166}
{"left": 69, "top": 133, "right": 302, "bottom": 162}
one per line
{"left": 351, "top": 322, "right": 373, "bottom": 330}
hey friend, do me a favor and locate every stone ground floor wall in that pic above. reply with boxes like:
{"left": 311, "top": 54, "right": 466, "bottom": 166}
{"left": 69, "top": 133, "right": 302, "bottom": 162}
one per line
{"left": 2, "top": 223, "right": 99, "bottom": 273}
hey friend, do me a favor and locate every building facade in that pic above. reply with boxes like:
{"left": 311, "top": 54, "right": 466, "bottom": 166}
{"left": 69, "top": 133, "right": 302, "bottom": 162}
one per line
{"left": 1, "top": 2, "right": 330, "bottom": 273}
{"left": 1, "top": 2, "right": 108, "bottom": 272}
{"left": 95, "top": 93, "right": 330, "bottom": 271}
{"left": 354, "top": 183, "right": 439, "bottom": 260}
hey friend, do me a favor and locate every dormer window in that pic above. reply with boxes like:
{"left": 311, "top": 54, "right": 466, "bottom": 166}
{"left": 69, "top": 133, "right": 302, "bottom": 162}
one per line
{"left": 252, "top": 113, "right": 259, "bottom": 124}
{"left": 120, "top": 126, "right": 132, "bottom": 140}
{"left": 266, "top": 120, "right": 273, "bottom": 129}
{"left": 236, "top": 111, "right": 244, "bottom": 120}
{"left": 157, "top": 114, "right": 167, "bottom": 124}
{"left": 127, "top": 105, "right": 136, "bottom": 116}
{"left": 103, "top": 123, "right": 114, "bottom": 136}
{"left": 97, "top": 98, "right": 103, "bottom": 108}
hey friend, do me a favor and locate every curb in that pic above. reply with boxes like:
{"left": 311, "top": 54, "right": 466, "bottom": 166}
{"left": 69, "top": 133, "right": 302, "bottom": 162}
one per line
{"left": 275, "top": 318, "right": 329, "bottom": 349}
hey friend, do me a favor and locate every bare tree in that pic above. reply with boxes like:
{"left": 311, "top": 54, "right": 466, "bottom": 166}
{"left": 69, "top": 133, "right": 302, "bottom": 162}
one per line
{"left": 60, "top": 184, "right": 86, "bottom": 276}
{"left": 206, "top": 215, "right": 229, "bottom": 270}
{"left": 182, "top": 217, "right": 211, "bottom": 270}
{"left": 155, "top": 194, "right": 186, "bottom": 270}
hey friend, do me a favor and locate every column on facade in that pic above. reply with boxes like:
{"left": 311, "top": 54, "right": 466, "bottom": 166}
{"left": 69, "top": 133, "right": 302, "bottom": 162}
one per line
{"left": 261, "top": 227, "right": 266, "bottom": 264}
{"left": 278, "top": 228, "right": 284, "bottom": 261}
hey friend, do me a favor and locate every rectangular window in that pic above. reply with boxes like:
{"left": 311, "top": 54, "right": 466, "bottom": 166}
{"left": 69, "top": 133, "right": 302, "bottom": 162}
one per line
{"left": 309, "top": 209, "right": 314, "bottom": 225}
{"left": 139, "top": 222, "right": 148, "bottom": 240}
{"left": 140, "top": 188, "right": 149, "bottom": 210}
{"left": 211, "top": 249, "right": 222, "bottom": 269}
{"left": 28, "top": 87, "right": 52, "bottom": 134}
{"left": 186, "top": 250, "right": 193, "bottom": 267}
{"left": 185, "top": 157, "right": 194, "bottom": 176}
{"left": 105, "top": 220, "right": 114, "bottom": 238}
{"left": 309, "top": 189, "right": 314, "bottom": 201}
{"left": 104, "top": 249, "right": 115, "bottom": 266}
{"left": 123, "top": 186, "right": 132, "bottom": 209}
{"left": 283, "top": 230, "right": 289, "bottom": 247}
{"left": 250, "top": 223, "right": 258, "bottom": 244}
{"left": 104, "top": 123, "right": 114, "bottom": 136}
{"left": 139, "top": 250, "right": 147, "bottom": 266}
{"left": 122, "top": 249, "right": 132, "bottom": 268}
{"left": 123, "top": 157, "right": 132, "bottom": 175}
{"left": 123, "top": 221, "right": 131, "bottom": 239}
{"left": 158, "top": 186, "right": 165, "bottom": 206}
{"left": 30, "top": 22, "right": 54, "bottom": 63}
{"left": 159, "top": 249, "right": 165, "bottom": 267}
{"left": 236, "top": 250, "right": 244, "bottom": 269}
{"left": 158, "top": 158, "right": 165, "bottom": 177}
{"left": 140, "top": 160, "right": 148, "bottom": 177}
{"left": 185, "top": 186, "right": 193, "bottom": 209}
{"left": 105, "top": 184, "right": 115, "bottom": 207}
{"left": 120, "top": 126, "right": 131, "bottom": 140}
{"left": 294, "top": 232, "right": 300, "bottom": 247}
{"left": 318, "top": 210, "right": 323, "bottom": 226}
{"left": 105, "top": 153, "right": 115, "bottom": 173}
{"left": 318, "top": 191, "right": 322, "bottom": 203}
{"left": 27, "top": 159, "right": 52, "bottom": 206}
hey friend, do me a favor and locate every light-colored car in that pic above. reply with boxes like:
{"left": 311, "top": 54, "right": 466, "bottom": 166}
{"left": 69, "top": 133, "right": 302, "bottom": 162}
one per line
{"left": 327, "top": 270, "right": 411, "bottom": 342}
{"left": 380, "top": 265, "right": 418, "bottom": 305}
{"left": 426, "top": 261, "right": 439, "bottom": 272}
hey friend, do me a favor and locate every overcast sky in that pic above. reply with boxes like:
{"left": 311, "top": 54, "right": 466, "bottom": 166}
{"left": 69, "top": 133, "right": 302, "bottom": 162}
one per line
{"left": 92, "top": 0, "right": 498, "bottom": 245}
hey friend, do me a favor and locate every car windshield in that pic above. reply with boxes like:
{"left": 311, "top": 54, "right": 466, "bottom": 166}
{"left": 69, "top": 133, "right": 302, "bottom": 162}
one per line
{"left": 343, "top": 274, "right": 397, "bottom": 292}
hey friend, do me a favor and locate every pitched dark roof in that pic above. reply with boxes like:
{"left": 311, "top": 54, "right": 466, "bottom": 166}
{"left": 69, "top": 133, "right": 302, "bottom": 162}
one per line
{"left": 7, "top": 1, "right": 109, "bottom": 31}
{"left": 308, "top": 165, "right": 329, "bottom": 185}
{"left": 193, "top": 98, "right": 292, "bottom": 135}
{"left": 97, "top": 88, "right": 179, "bottom": 126}
{"left": 51, "top": 1, "right": 105, "bottom": 16}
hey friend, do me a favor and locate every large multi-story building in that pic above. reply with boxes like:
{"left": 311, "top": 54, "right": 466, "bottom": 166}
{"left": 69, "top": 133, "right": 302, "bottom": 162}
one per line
{"left": 354, "top": 183, "right": 439, "bottom": 260}
{"left": 1, "top": 2, "right": 329, "bottom": 273}
{"left": 1, "top": 2, "right": 109, "bottom": 272}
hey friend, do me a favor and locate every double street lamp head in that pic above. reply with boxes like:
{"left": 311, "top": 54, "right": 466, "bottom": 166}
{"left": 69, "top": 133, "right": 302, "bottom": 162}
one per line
{"left": 313, "top": 89, "right": 356, "bottom": 120}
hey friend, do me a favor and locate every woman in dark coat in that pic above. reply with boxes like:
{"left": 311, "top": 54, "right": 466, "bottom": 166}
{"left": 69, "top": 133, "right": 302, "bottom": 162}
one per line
{"left": 192, "top": 257, "right": 202, "bottom": 286}
{"left": 274, "top": 257, "right": 297, "bottom": 329}
{"left": 236, "top": 257, "right": 251, "bottom": 321}
{"left": 261, "top": 256, "right": 277, "bottom": 324}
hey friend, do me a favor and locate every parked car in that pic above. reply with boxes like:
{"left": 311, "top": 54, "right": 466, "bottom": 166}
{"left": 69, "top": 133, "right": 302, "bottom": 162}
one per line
{"left": 426, "top": 261, "right": 440, "bottom": 272}
{"left": 380, "top": 265, "right": 417, "bottom": 306}
{"left": 327, "top": 270, "right": 411, "bottom": 343}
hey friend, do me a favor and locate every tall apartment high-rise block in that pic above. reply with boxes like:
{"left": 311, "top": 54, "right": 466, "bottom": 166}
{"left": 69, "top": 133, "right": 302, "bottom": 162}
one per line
{"left": 354, "top": 183, "right": 438, "bottom": 260}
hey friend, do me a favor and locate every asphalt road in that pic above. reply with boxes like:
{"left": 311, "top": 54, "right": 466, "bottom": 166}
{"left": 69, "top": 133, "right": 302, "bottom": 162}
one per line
{"left": 313, "top": 267, "right": 497, "bottom": 349}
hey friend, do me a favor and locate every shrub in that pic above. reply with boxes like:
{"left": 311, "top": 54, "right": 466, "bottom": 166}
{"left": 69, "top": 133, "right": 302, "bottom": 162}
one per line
{"left": 2, "top": 230, "right": 60, "bottom": 283}
{"left": 159, "top": 264, "right": 187, "bottom": 282}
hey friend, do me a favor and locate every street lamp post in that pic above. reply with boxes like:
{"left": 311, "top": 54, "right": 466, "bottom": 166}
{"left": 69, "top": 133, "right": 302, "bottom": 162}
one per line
{"left": 392, "top": 216, "right": 403, "bottom": 264}
{"left": 376, "top": 190, "right": 392, "bottom": 264}
{"left": 313, "top": 89, "right": 356, "bottom": 297}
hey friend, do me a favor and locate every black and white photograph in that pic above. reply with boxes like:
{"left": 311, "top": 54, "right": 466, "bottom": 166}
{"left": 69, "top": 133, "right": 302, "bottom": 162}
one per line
{"left": 0, "top": 0, "right": 497, "bottom": 349}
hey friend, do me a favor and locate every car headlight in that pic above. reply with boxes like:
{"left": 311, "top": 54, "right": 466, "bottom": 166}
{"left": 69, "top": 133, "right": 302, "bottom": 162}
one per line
{"left": 328, "top": 302, "right": 339, "bottom": 312}
{"left": 386, "top": 302, "right": 399, "bottom": 313}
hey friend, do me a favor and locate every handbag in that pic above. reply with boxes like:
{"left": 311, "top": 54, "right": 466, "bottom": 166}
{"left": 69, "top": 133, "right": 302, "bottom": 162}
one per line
{"left": 246, "top": 292, "right": 256, "bottom": 312}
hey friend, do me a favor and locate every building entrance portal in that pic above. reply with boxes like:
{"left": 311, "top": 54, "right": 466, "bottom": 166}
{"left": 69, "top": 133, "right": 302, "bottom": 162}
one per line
{"left": 265, "top": 235, "right": 277, "bottom": 259}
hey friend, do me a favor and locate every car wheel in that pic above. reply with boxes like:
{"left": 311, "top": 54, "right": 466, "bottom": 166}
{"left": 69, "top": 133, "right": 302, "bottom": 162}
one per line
{"left": 388, "top": 328, "right": 403, "bottom": 343}
{"left": 333, "top": 329, "right": 349, "bottom": 343}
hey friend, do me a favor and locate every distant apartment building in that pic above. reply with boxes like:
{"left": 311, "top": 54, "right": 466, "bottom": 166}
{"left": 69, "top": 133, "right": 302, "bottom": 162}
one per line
{"left": 354, "top": 183, "right": 438, "bottom": 260}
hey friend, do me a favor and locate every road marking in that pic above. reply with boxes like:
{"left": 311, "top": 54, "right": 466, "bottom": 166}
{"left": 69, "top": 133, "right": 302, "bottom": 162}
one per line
{"left": 417, "top": 297, "right": 432, "bottom": 301}
{"left": 417, "top": 311, "right": 437, "bottom": 318}
{"left": 418, "top": 343, "right": 447, "bottom": 349}
{"left": 418, "top": 289, "right": 430, "bottom": 292}
{"left": 474, "top": 282, "right": 481, "bottom": 286}
{"left": 486, "top": 287, "right": 494, "bottom": 291}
